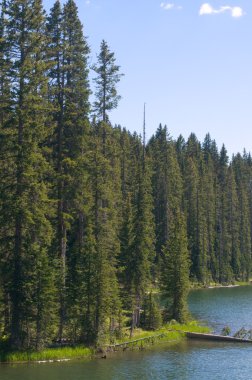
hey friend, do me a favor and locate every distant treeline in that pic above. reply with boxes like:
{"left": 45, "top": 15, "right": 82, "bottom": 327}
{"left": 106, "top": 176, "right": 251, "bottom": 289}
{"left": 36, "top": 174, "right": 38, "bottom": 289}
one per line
{"left": 0, "top": 0, "right": 251, "bottom": 350}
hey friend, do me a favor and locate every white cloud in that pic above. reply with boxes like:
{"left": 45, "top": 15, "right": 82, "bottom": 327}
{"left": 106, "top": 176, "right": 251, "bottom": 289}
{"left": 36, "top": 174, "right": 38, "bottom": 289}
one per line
{"left": 160, "top": 3, "right": 182, "bottom": 11}
{"left": 199, "top": 3, "right": 244, "bottom": 18}
{"left": 199, "top": 3, "right": 213, "bottom": 15}
{"left": 160, "top": 3, "right": 174, "bottom": 10}
{"left": 232, "top": 7, "right": 243, "bottom": 18}
{"left": 85, "top": 0, "right": 91, "bottom": 5}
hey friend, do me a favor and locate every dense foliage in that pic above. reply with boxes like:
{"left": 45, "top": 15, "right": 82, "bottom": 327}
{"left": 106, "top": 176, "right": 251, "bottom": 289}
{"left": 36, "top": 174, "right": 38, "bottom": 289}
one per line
{"left": 0, "top": 0, "right": 252, "bottom": 350}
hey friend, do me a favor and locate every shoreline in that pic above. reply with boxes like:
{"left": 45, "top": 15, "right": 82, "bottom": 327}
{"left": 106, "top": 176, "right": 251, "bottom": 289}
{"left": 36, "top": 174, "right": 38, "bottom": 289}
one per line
{"left": 0, "top": 322, "right": 210, "bottom": 364}
{"left": 207, "top": 284, "right": 240, "bottom": 289}
{"left": 191, "top": 281, "right": 251, "bottom": 290}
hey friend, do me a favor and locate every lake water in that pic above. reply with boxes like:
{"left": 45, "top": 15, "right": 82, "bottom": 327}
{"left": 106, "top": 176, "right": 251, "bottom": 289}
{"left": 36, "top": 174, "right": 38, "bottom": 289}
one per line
{"left": 2, "top": 286, "right": 252, "bottom": 380}
{"left": 189, "top": 285, "right": 252, "bottom": 334}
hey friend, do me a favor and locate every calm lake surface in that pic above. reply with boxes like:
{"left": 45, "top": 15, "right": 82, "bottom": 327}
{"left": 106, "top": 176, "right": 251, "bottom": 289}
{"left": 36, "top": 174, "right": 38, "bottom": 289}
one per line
{"left": 2, "top": 286, "right": 252, "bottom": 380}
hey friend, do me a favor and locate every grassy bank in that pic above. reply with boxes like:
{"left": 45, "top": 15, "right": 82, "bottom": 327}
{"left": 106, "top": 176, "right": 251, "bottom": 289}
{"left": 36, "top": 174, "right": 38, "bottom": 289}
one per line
{"left": 0, "top": 346, "right": 93, "bottom": 363}
{"left": 106, "top": 321, "right": 210, "bottom": 351}
{"left": 0, "top": 321, "right": 209, "bottom": 363}
{"left": 234, "top": 281, "right": 251, "bottom": 286}
{"left": 190, "top": 280, "right": 251, "bottom": 289}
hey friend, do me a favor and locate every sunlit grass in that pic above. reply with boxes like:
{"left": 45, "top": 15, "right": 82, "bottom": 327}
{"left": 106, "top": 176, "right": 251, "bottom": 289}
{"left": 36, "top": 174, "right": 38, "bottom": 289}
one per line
{"left": 0, "top": 346, "right": 93, "bottom": 363}
{"left": 168, "top": 320, "right": 211, "bottom": 334}
{"left": 111, "top": 320, "right": 210, "bottom": 349}
{"left": 190, "top": 281, "right": 252, "bottom": 289}
{"left": 0, "top": 321, "right": 211, "bottom": 362}
{"left": 234, "top": 281, "right": 250, "bottom": 286}
{"left": 113, "top": 329, "right": 182, "bottom": 348}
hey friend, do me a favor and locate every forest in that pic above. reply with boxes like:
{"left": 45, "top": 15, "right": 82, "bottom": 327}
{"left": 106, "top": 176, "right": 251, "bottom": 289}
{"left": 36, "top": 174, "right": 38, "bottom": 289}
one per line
{"left": 0, "top": 0, "right": 252, "bottom": 351}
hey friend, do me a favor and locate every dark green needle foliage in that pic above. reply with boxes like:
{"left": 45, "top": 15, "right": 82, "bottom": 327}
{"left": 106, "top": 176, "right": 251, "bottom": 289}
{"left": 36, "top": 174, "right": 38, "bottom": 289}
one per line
{"left": 92, "top": 40, "right": 124, "bottom": 122}
{"left": 161, "top": 212, "right": 190, "bottom": 323}
{"left": 0, "top": 0, "right": 251, "bottom": 352}
{"left": 47, "top": 0, "right": 90, "bottom": 341}
{"left": 141, "top": 292, "right": 162, "bottom": 331}
{"left": 1, "top": 0, "right": 55, "bottom": 349}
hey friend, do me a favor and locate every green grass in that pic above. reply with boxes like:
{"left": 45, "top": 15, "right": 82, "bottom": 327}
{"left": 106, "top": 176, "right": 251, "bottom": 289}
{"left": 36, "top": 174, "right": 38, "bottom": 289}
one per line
{"left": 234, "top": 281, "right": 250, "bottom": 286}
{"left": 191, "top": 280, "right": 252, "bottom": 289}
{"left": 0, "top": 346, "right": 93, "bottom": 363}
{"left": 168, "top": 321, "right": 210, "bottom": 334}
{"left": 0, "top": 321, "right": 210, "bottom": 362}
{"left": 113, "top": 329, "right": 182, "bottom": 349}
{"left": 110, "top": 320, "right": 210, "bottom": 350}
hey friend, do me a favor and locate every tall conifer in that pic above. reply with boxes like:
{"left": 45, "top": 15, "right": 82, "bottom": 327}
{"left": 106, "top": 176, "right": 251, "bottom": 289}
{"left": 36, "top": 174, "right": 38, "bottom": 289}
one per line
{"left": 161, "top": 212, "right": 190, "bottom": 323}
{"left": 92, "top": 40, "right": 124, "bottom": 123}
{"left": 47, "top": 0, "right": 90, "bottom": 340}
{"left": 3, "top": 0, "right": 55, "bottom": 348}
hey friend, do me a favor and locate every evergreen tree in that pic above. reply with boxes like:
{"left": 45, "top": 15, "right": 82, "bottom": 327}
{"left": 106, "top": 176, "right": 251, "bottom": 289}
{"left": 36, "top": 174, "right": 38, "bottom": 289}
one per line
{"left": 148, "top": 125, "right": 183, "bottom": 279}
{"left": 226, "top": 166, "right": 241, "bottom": 278}
{"left": 90, "top": 123, "right": 122, "bottom": 344}
{"left": 216, "top": 145, "right": 232, "bottom": 283}
{"left": 233, "top": 154, "right": 251, "bottom": 280}
{"left": 141, "top": 292, "right": 162, "bottom": 331}
{"left": 92, "top": 40, "right": 124, "bottom": 122}
{"left": 0, "top": 0, "right": 13, "bottom": 337}
{"left": 47, "top": 0, "right": 90, "bottom": 340}
{"left": 202, "top": 134, "right": 218, "bottom": 281}
{"left": 1, "top": 0, "right": 252, "bottom": 347}
{"left": 161, "top": 212, "right": 190, "bottom": 323}
{"left": 118, "top": 193, "right": 134, "bottom": 308}
{"left": 119, "top": 131, "right": 153, "bottom": 319}
{"left": 128, "top": 139, "right": 155, "bottom": 330}
{"left": 183, "top": 155, "right": 200, "bottom": 280}
{"left": 3, "top": 0, "right": 55, "bottom": 349}
{"left": 202, "top": 160, "right": 217, "bottom": 282}
{"left": 197, "top": 161, "right": 210, "bottom": 284}
{"left": 131, "top": 160, "right": 155, "bottom": 317}
{"left": 148, "top": 126, "right": 170, "bottom": 266}
{"left": 0, "top": 0, "right": 10, "bottom": 128}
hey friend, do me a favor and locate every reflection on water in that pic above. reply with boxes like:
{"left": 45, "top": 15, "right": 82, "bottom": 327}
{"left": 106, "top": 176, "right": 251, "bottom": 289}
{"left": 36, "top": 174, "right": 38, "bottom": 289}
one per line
{"left": 188, "top": 285, "right": 252, "bottom": 334}
{"left": 1, "top": 341, "right": 252, "bottom": 380}
{"left": 1, "top": 286, "right": 252, "bottom": 380}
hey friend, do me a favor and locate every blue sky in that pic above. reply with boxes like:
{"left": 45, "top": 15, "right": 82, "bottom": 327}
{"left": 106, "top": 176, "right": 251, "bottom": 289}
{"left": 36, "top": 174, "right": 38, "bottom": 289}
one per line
{"left": 44, "top": 0, "right": 252, "bottom": 156}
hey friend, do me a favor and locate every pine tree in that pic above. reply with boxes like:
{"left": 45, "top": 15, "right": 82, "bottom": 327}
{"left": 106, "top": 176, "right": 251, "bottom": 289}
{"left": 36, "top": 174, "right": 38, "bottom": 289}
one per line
{"left": 0, "top": 0, "right": 11, "bottom": 128}
{"left": 148, "top": 126, "right": 170, "bottom": 266}
{"left": 141, "top": 292, "right": 162, "bottom": 331}
{"left": 161, "top": 212, "right": 190, "bottom": 323}
{"left": 226, "top": 165, "right": 241, "bottom": 278}
{"left": 129, "top": 140, "right": 155, "bottom": 330}
{"left": 205, "top": 165, "right": 217, "bottom": 281}
{"left": 131, "top": 161, "right": 155, "bottom": 302}
{"left": 90, "top": 122, "right": 122, "bottom": 344}
{"left": 118, "top": 193, "right": 134, "bottom": 308}
{"left": 92, "top": 40, "right": 124, "bottom": 122}
{"left": 202, "top": 135, "right": 218, "bottom": 282}
{"left": 233, "top": 154, "right": 251, "bottom": 280}
{"left": 148, "top": 125, "right": 183, "bottom": 279}
{"left": 3, "top": 0, "right": 55, "bottom": 349}
{"left": 119, "top": 130, "right": 152, "bottom": 321}
{"left": 0, "top": 0, "right": 13, "bottom": 337}
{"left": 197, "top": 160, "right": 210, "bottom": 284}
{"left": 216, "top": 145, "right": 232, "bottom": 283}
{"left": 183, "top": 155, "right": 200, "bottom": 280}
{"left": 47, "top": 0, "right": 90, "bottom": 340}
{"left": 1, "top": 0, "right": 252, "bottom": 345}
